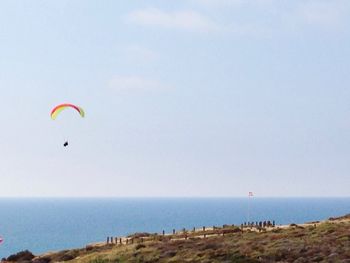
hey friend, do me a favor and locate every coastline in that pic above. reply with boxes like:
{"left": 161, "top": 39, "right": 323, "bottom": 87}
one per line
{"left": 3, "top": 213, "right": 349, "bottom": 262}
{"left": 1, "top": 197, "right": 350, "bottom": 260}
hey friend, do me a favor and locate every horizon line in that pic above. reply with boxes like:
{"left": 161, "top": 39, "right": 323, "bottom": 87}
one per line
{"left": 0, "top": 196, "right": 349, "bottom": 199}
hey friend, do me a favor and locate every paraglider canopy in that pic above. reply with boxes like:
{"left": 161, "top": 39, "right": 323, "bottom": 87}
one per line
{"left": 0, "top": 236, "right": 3, "bottom": 244}
{"left": 51, "top": 103, "right": 85, "bottom": 120}
{"left": 50, "top": 103, "right": 85, "bottom": 147}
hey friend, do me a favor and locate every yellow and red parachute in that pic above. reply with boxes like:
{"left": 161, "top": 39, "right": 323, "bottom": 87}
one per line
{"left": 50, "top": 103, "right": 85, "bottom": 120}
{"left": 50, "top": 103, "right": 85, "bottom": 146}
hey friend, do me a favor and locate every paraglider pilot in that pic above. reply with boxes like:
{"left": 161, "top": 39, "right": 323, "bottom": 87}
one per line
{"left": 63, "top": 141, "right": 68, "bottom": 147}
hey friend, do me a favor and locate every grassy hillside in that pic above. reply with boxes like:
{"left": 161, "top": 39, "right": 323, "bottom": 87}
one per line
{"left": 3, "top": 215, "right": 349, "bottom": 263}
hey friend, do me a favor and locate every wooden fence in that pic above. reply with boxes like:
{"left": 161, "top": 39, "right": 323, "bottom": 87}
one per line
{"left": 105, "top": 220, "right": 276, "bottom": 245}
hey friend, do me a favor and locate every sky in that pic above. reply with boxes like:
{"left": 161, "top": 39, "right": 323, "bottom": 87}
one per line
{"left": 0, "top": 0, "right": 349, "bottom": 197}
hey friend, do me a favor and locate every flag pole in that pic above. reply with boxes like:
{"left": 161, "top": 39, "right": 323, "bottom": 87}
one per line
{"left": 248, "top": 193, "right": 250, "bottom": 223}
{"left": 247, "top": 192, "right": 253, "bottom": 223}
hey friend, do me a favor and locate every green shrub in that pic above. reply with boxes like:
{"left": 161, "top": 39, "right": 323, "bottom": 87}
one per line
{"left": 135, "top": 244, "right": 146, "bottom": 250}
{"left": 89, "top": 257, "right": 110, "bottom": 263}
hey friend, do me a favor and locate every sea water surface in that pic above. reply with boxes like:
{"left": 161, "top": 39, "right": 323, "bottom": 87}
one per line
{"left": 0, "top": 197, "right": 349, "bottom": 258}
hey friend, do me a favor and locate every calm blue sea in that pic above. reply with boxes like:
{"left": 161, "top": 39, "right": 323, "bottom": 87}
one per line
{"left": 0, "top": 198, "right": 349, "bottom": 258}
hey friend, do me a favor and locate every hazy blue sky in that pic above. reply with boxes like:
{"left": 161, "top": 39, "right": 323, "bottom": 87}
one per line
{"left": 0, "top": 0, "right": 349, "bottom": 197}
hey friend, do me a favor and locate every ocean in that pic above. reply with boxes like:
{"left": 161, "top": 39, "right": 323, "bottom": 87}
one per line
{"left": 0, "top": 197, "right": 349, "bottom": 258}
